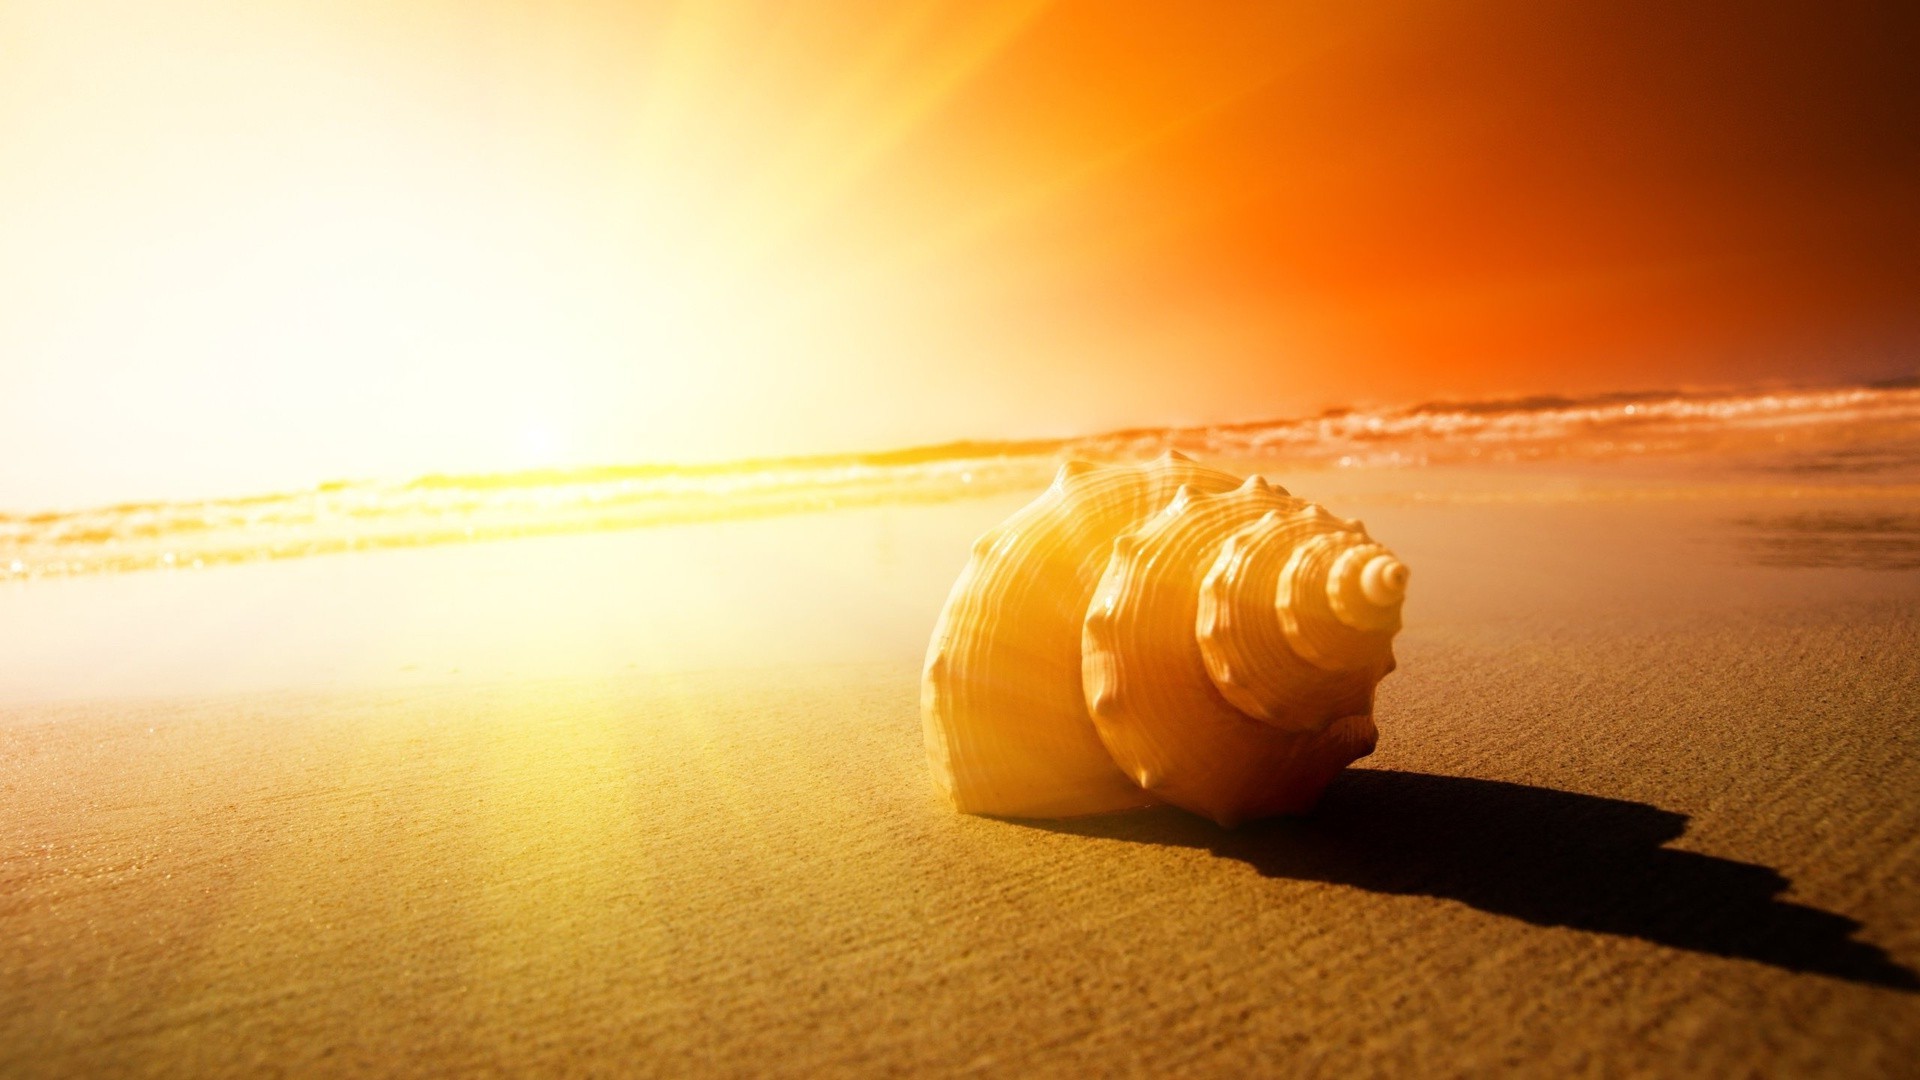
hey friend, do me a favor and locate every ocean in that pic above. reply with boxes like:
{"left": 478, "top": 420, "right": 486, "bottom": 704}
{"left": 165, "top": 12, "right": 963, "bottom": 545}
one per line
{"left": 5, "top": 381, "right": 1917, "bottom": 581}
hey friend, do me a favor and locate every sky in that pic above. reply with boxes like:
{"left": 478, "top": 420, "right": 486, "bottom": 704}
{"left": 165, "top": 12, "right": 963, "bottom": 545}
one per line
{"left": 2, "top": 0, "right": 1916, "bottom": 508}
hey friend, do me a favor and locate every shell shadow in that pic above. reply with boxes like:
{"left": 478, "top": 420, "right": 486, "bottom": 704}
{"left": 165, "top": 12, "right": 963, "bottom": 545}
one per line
{"left": 1023, "top": 768, "right": 1918, "bottom": 991}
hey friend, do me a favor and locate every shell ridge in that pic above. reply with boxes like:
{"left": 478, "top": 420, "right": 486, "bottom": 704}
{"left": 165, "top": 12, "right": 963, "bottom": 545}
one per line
{"left": 924, "top": 455, "right": 1401, "bottom": 824}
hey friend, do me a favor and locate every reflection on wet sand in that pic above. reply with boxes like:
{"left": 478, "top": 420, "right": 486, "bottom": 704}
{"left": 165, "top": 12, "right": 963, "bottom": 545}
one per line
{"left": 1733, "top": 511, "right": 1920, "bottom": 570}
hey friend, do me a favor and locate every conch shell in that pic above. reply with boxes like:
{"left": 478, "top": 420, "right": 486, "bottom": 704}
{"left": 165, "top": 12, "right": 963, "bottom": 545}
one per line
{"left": 922, "top": 452, "right": 1407, "bottom": 827}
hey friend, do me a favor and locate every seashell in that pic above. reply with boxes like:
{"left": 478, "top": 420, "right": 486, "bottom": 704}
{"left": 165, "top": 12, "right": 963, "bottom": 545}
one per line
{"left": 922, "top": 452, "right": 1407, "bottom": 826}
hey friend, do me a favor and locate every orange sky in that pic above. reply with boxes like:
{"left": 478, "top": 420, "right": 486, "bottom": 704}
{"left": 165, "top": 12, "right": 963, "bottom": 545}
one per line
{"left": 2, "top": 1, "right": 1915, "bottom": 507}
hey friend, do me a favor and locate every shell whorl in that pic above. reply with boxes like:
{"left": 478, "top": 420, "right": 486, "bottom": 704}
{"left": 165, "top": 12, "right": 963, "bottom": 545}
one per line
{"left": 921, "top": 451, "right": 1242, "bottom": 817}
{"left": 923, "top": 456, "right": 1405, "bottom": 826}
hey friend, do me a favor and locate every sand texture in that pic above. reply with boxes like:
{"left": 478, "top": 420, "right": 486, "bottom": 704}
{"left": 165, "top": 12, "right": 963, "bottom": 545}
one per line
{"left": 2, "top": 469, "right": 1918, "bottom": 1077}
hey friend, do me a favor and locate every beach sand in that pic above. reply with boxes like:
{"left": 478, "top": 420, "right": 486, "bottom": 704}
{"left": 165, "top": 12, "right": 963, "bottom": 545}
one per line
{"left": 3, "top": 462, "right": 1917, "bottom": 1077}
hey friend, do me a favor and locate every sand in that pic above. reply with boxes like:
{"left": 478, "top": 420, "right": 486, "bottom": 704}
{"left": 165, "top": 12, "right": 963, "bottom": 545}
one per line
{"left": 2, "top": 464, "right": 1917, "bottom": 1077}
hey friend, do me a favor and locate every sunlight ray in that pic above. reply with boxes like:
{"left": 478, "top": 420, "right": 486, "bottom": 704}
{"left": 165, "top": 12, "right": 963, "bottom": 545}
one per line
{"left": 716, "top": 0, "right": 1057, "bottom": 260}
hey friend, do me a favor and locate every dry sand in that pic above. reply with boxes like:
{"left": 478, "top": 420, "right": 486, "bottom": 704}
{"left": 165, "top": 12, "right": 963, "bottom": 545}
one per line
{"left": 2, "top": 464, "right": 1917, "bottom": 1077}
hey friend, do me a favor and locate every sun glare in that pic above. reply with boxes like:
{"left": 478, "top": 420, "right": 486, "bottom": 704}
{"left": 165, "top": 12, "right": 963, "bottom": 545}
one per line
{"left": 3, "top": 0, "right": 1914, "bottom": 511}
{"left": 516, "top": 422, "right": 565, "bottom": 469}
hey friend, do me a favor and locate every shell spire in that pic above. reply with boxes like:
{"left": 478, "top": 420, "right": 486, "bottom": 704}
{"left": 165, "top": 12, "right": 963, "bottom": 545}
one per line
{"left": 923, "top": 457, "right": 1405, "bottom": 825}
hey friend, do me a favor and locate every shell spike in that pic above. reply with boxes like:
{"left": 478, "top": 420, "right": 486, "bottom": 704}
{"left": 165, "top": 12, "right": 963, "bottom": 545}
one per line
{"left": 1052, "top": 459, "right": 1095, "bottom": 491}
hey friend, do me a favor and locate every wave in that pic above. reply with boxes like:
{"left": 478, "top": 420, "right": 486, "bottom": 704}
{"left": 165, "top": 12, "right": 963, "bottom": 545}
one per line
{"left": 6, "top": 381, "right": 1918, "bottom": 580}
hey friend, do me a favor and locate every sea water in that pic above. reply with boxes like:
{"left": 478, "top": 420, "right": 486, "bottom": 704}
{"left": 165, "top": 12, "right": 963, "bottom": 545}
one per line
{"left": 4, "top": 382, "right": 1917, "bottom": 581}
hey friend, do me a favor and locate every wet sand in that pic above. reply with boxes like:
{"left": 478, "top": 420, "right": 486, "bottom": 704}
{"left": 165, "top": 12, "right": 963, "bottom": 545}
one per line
{"left": 2, "top": 465, "right": 1917, "bottom": 1077}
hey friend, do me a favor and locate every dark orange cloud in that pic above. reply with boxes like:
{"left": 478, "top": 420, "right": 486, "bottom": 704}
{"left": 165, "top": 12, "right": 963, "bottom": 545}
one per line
{"left": 848, "top": 0, "right": 1920, "bottom": 403}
